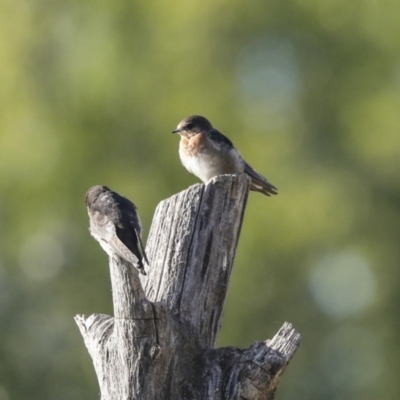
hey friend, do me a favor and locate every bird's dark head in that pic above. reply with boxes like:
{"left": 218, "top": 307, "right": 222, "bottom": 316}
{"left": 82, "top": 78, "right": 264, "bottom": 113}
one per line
{"left": 172, "top": 115, "right": 213, "bottom": 138}
{"left": 85, "top": 185, "right": 111, "bottom": 206}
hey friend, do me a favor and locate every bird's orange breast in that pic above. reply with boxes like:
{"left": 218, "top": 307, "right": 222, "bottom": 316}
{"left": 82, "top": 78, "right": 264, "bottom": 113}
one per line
{"left": 180, "top": 133, "right": 207, "bottom": 157}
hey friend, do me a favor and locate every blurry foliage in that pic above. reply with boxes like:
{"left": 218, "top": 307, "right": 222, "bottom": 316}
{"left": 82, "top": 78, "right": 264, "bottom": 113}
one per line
{"left": 0, "top": 0, "right": 399, "bottom": 399}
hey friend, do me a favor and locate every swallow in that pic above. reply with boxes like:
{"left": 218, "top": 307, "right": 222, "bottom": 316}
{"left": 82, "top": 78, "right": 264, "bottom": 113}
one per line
{"left": 172, "top": 115, "right": 278, "bottom": 196}
{"left": 85, "top": 185, "right": 148, "bottom": 275}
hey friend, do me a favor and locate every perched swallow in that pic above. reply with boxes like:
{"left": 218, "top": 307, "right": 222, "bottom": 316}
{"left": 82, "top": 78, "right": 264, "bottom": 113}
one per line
{"left": 172, "top": 115, "right": 278, "bottom": 196}
{"left": 85, "top": 185, "right": 148, "bottom": 275}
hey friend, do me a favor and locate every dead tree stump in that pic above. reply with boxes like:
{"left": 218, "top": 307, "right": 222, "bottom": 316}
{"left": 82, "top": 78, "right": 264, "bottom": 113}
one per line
{"left": 75, "top": 174, "right": 301, "bottom": 400}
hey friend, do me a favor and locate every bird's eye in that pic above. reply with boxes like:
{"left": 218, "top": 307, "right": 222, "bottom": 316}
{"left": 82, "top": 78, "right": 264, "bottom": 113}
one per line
{"left": 185, "top": 123, "right": 194, "bottom": 130}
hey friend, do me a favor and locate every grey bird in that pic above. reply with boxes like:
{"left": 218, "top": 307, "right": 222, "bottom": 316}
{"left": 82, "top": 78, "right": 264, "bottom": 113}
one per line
{"left": 172, "top": 115, "right": 278, "bottom": 196}
{"left": 85, "top": 185, "right": 148, "bottom": 275}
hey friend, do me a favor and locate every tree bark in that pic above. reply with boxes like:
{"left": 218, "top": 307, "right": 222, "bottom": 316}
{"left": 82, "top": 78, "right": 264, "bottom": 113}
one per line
{"left": 75, "top": 174, "right": 301, "bottom": 399}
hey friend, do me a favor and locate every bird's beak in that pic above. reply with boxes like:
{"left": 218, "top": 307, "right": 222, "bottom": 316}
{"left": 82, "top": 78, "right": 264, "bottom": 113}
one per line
{"left": 172, "top": 129, "right": 181, "bottom": 134}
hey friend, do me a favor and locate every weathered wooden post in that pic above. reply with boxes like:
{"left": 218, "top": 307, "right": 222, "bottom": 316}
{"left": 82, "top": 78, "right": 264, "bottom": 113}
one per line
{"left": 75, "top": 174, "right": 301, "bottom": 399}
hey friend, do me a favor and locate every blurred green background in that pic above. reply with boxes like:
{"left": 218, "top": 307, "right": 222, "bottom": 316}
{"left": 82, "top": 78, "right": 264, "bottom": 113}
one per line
{"left": 1, "top": 0, "right": 399, "bottom": 399}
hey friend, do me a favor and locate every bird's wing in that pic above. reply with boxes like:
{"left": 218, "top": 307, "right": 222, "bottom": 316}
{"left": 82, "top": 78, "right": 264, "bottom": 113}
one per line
{"left": 244, "top": 162, "right": 278, "bottom": 196}
{"left": 110, "top": 226, "right": 146, "bottom": 275}
{"left": 133, "top": 226, "right": 149, "bottom": 265}
{"left": 109, "top": 233, "right": 139, "bottom": 264}
{"left": 121, "top": 199, "right": 149, "bottom": 266}
{"left": 206, "top": 129, "right": 234, "bottom": 151}
{"left": 109, "top": 232, "right": 146, "bottom": 275}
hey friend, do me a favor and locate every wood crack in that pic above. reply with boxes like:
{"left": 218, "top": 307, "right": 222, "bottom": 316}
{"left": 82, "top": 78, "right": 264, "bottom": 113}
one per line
{"left": 150, "top": 302, "right": 159, "bottom": 345}
{"left": 177, "top": 184, "right": 205, "bottom": 316}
